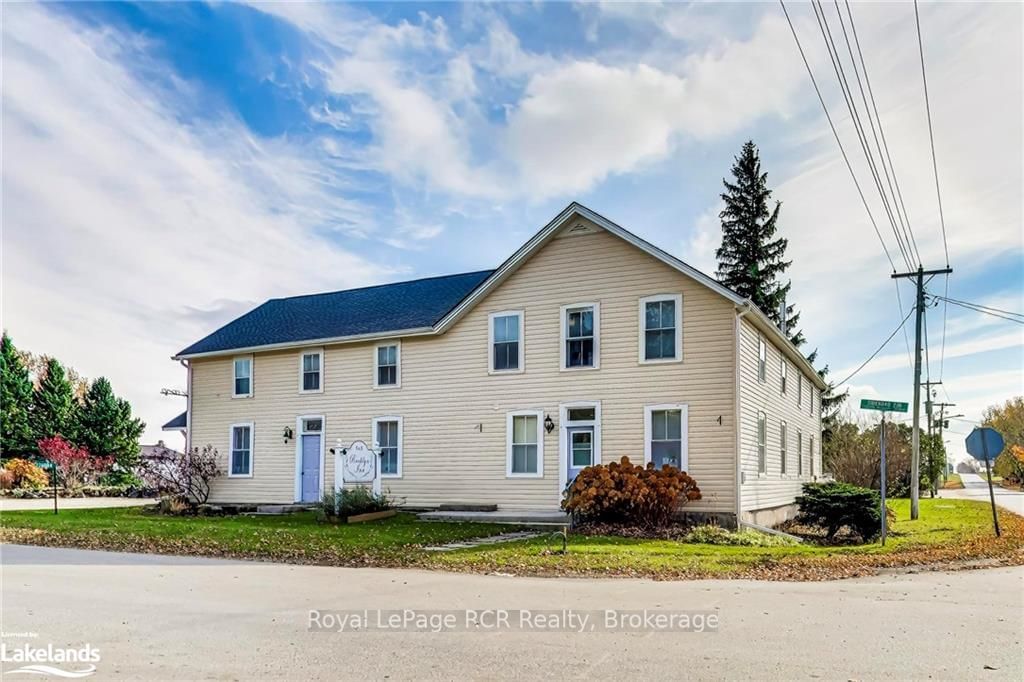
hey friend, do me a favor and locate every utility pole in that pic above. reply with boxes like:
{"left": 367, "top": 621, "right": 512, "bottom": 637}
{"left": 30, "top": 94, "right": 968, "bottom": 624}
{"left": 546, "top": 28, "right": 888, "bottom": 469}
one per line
{"left": 892, "top": 265, "right": 952, "bottom": 520}
{"left": 922, "top": 380, "right": 941, "bottom": 497}
{"left": 933, "top": 402, "right": 956, "bottom": 484}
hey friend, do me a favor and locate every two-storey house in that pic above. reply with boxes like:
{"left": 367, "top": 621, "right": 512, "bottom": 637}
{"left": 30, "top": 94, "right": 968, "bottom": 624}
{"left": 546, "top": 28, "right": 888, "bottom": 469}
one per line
{"left": 172, "top": 203, "right": 825, "bottom": 526}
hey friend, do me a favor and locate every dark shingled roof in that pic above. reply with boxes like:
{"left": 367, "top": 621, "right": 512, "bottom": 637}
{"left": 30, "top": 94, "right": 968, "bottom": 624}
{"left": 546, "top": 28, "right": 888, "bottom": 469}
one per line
{"left": 177, "top": 270, "right": 494, "bottom": 356}
{"left": 162, "top": 412, "right": 188, "bottom": 430}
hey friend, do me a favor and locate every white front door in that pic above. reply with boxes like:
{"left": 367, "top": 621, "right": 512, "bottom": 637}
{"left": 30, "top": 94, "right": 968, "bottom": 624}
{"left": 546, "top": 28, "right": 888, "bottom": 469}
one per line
{"left": 566, "top": 426, "right": 594, "bottom": 483}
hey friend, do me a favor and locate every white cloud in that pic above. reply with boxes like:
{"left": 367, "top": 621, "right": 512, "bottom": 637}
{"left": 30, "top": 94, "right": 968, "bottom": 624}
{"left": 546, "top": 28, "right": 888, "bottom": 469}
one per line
{"left": 2, "top": 4, "right": 387, "bottom": 446}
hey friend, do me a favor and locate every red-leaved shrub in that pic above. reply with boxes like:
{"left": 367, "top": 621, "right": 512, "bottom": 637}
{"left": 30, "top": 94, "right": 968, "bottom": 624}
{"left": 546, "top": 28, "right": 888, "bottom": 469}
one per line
{"left": 562, "top": 456, "right": 701, "bottom": 527}
{"left": 38, "top": 436, "right": 111, "bottom": 492}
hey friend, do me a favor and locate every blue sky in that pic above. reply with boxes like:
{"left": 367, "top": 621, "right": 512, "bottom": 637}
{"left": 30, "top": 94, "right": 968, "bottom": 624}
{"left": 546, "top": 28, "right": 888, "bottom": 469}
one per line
{"left": 3, "top": 2, "right": 1021, "bottom": 462}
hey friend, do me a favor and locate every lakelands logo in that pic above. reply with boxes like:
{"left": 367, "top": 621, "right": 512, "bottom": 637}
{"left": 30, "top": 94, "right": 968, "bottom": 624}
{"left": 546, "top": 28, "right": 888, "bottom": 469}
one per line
{"left": 1, "top": 642, "right": 100, "bottom": 678}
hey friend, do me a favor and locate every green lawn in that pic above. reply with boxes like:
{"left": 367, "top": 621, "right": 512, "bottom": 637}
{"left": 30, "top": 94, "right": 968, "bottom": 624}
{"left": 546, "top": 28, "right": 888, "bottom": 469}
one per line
{"left": 0, "top": 508, "right": 515, "bottom": 566}
{"left": 2, "top": 499, "right": 1021, "bottom": 580}
{"left": 433, "top": 499, "right": 1024, "bottom": 579}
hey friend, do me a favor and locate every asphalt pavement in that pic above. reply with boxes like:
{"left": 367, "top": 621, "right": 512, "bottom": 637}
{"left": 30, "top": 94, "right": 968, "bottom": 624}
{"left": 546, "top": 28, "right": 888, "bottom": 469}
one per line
{"left": 2, "top": 544, "right": 1021, "bottom": 680}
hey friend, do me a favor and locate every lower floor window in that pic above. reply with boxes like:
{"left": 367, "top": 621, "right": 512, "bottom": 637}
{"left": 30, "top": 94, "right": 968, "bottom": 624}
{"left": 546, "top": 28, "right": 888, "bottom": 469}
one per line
{"left": 374, "top": 418, "right": 401, "bottom": 476}
{"left": 230, "top": 423, "right": 252, "bottom": 476}
{"left": 649, "top": 408, "right": 683, "bottom": 469}
{"left": 508, "top": 412, "right": 541, "bottom": 476}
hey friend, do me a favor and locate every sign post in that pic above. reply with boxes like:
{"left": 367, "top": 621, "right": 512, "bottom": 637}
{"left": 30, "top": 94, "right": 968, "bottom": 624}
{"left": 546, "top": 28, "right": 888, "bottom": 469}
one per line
{"left": 860, "top": 399, "right": 909, "bottom": 544}
{"left": 965, "top": 427, "right": 1005, "bottom": 538}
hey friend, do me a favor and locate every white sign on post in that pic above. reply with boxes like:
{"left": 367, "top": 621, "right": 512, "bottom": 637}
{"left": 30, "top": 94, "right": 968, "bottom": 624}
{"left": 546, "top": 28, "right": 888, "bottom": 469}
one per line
{"left": 335, "top": 439, "right": 381, "bottom": 496}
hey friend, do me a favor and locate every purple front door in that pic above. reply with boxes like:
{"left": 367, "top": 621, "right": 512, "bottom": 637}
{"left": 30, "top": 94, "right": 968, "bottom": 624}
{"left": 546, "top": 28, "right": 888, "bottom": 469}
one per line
{"left": 300, "top": 434, "right": 321, "bottom": 503}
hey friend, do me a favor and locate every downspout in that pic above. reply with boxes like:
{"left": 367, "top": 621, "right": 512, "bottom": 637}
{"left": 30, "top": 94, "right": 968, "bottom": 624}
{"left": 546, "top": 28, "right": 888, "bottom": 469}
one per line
{"left": 733, "top": 304, "right": 750, "bottom": 528}
{"left": 179, "top": 359, "right": 192, "bottom": 454}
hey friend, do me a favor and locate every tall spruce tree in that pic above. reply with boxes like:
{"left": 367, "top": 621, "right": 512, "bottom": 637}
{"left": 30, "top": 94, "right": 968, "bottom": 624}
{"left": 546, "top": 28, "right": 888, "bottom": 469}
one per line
{"left": 715, "top": 142, "right": 847, "bottom": 427}
{"left": 716, "top": 141, "right": 805, "bottom": 347}
{"left": 76, "top": 377, "right": 145, "bottom": 467}
{"left": 1, "top": 333, "right": 36, "bottom": 455}
{"left": 32, "top": 358, "right": 77, "bottom": 443}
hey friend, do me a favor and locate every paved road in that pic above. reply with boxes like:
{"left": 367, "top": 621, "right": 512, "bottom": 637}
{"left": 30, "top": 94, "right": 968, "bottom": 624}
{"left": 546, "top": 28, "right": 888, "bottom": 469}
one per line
{"left": 941, "top": 472, "right": 1024, "bottom": 515}
{"left": 0, "top": 496, "right": 156, "bottom": 512}
{"left": 2, "top": 545, "right": 1021, "bottom": 680}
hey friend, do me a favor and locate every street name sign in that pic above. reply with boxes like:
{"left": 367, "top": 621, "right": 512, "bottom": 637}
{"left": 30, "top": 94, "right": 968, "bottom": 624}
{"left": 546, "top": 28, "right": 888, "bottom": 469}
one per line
{"left": 860, "top": 399, "right": 908, "bottom": 413}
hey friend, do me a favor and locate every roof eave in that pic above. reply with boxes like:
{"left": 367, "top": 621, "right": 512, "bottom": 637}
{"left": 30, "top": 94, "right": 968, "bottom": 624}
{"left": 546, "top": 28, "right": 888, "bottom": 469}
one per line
{"left": 172, "top": 326, "right": 435, "bottom": 361}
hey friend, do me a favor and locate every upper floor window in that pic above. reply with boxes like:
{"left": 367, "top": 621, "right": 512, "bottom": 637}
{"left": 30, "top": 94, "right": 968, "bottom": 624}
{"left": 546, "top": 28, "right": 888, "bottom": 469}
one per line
{"left": 229, "top": 422, "right": 253, "bottom": 477}
{"left": 507, "top": 410, "right": 543, "bottom": 477}
{"left": 810, "top": 388, "right": 815, "bottom": 417}
{"left": 561, "top": 303, "right": 599, "bottom": 369}
{"left": 375, "top": 343, "right": 400, "bottom": 388}
{"left": 797, "top": 374, "right": 803, "bottom": 407}
{"left": 233, "top": 356, "right": 252, "bottom": 398}
{"left": 489, "top": 311, "right": 524, "bottom": 373}
{"left": 780, "top": 360, "right": 788, "bottom": 395}
{"left": 757, "top": 336, "right": 767, "bottom": 382}
{"left": 300, "top": 350, "right": 322, "bottom": 393}
{"left": 757, "top": 411, "right": 767, "bottom": 473}
{"left": 373, "top": 416, "right": 403, "bottom": 477}
{"left": 639, "top": 294, "right": 682, "bottom": 363}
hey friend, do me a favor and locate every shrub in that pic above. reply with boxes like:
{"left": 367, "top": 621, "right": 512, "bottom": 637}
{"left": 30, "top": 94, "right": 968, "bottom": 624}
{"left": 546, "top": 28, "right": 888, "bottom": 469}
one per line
{"left": 3, "top": 458, "right": 50, "bottom": 490}
{"left": 562, "top": 456, "right": 701, "bottom": 527}
{"left": 682, "top": 524, "right": 797, "bottom": 547}
{"left": 139, "top": 444, "right": 222, "bottom": 505}
{"left": 318, "top": 486, "right": 394, "bottom": 522}
{"left": 0, "top": 468, "right": 15, "bottom": 490}
{"left": 993, "top": 445, "right": 1024, "bottom": 484}
{"left": 795, "top": 482, "right": 881, "bottom": 542}
{"left": 38, "top": 436, "right": 111, "bottom": 492}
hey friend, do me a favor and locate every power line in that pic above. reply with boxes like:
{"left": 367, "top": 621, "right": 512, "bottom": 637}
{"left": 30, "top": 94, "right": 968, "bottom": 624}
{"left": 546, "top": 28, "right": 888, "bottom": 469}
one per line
{"left": 933, "top": 296, "right": 1024, "bottom": 325}
{"left": 779, "top": 0, "right": 898, "bottom": 272}
{"left": 914, "top": 0, "right": 950, "bottom": 266}
{"left": 939, "top": 273, "right": 949, "bottom": 379}
{"left": 810, "top": 0, "right": 915, "bottom": 271}
{"left": 894, "top": 279, "right": 914, "bottom": 369}
{"left": 834, "top": 305, "right": 916, "bottom": 388}
{"left": 841, "top": 0, "right": 921, "bottom": 267}
{"left": 935, "top": 295, "right": 1024, "bottom": 318}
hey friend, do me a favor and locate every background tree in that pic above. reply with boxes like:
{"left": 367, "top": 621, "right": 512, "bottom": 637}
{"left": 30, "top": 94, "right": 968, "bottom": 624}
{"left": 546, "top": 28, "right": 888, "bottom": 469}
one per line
{"left": 714, "top": 141, "right": 847, "bottom": 427}
{"left": 76, "top": 377, "right": 145, "bottom": 468}
{"left": 716, "top": 140, "right": 804, "bottom": 347}
{"left": 17, "top": 348, "right": 89, "bottom": 399}
{"left": 1, "top": 333, "right": 36, "bottom": 456}
{"left": 982, "top": 396, "right": 1024, "bottom": 455}
{"left": 32, "top": 358, "right": 77, "bottom": 444}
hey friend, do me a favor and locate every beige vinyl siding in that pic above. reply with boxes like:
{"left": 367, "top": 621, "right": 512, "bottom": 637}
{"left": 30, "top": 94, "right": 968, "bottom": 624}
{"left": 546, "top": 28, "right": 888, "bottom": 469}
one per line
{"left": 737, "top": 318, "right": 823, "bottom": 514}
{"left": 190, "top": 223, "right": 738, "bottom": 511}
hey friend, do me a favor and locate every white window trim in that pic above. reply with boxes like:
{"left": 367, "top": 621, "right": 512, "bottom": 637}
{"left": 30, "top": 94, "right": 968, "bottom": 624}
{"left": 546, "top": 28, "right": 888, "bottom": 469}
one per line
{"left": 487, "top": 310, "right": 525, "bottom": 375}
{"left": 298, "top": 348, "right": 324, "bottom": 394}
{"left": 373, "top": 341, "right": 401, "bottom": 389}
{"left": 810, "top": 435, "right": 816, "bottom": 478}
{"left": 372, "top": 415, "right": 404, "bottom": 478}
{"left": 506, "top": 409, "right": 545, "bottom": 478}
{"left": 797, "top": 429, "right": 804, "bottom": 477}
{"left": 557, "top": 401, "right": 602, "bottom": 499}
{"left": 228, "top": 421, "right": 254, "bottom": 478}
{"left": 231, "top": 355, "right": 253, "bottom": 399}
{"left": 756, "top": 411, "right": 767, "bottom": 475}
{"left": 643, "top": 403, "right": 689, "bottom": 471}
{"left": 757, "top": 336, "right": 767, "bottom": 383}
{"left": 293, "top": 415, "right": 325, "bottom": 501}
{"left": 797, "top": 374, "right": 803, "bottom": 407}
{"left": 559, "top": 302, "right": 600, "bottom": 371}
{"left": 780, "top": 359, "right": 788, "bottom": 395}
{"left": 638, "top": 293, "right": 683, "bottom": 364}
{"left": 780, "top": 420, "right": 788, "bottom": 476}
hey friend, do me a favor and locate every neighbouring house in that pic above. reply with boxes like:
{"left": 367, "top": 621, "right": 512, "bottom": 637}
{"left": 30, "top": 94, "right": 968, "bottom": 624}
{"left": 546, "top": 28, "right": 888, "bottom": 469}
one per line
{"left": 136, "top": 440, "right": 182, "bottom": 490}
{"left": 173, "top": 203, "right": 825, "bottom": 526}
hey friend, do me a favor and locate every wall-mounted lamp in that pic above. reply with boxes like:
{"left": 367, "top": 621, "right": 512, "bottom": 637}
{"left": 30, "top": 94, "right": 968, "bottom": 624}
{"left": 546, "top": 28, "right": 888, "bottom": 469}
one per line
{"left": 544, "top": 415, "right": 555, "bottom": 434}
{"left": 282, "top": 426, "right": 294, "bottom": 443}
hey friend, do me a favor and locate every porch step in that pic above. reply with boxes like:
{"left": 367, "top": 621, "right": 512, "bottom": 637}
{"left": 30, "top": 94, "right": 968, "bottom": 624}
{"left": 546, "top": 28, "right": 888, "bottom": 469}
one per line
{"left": 438, "top": 503, "right": 498, "bottom": 512}
{"left": 245, "top": 504, "right": 317, "bottom": 515}
{"left": 418, "top": 510, "right": 569, "bottom": 526}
